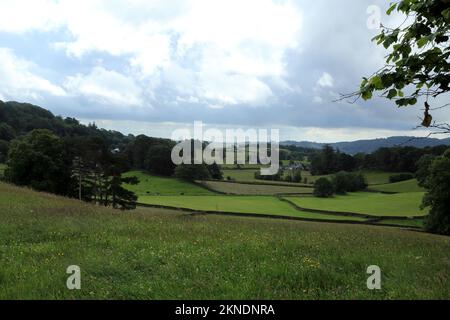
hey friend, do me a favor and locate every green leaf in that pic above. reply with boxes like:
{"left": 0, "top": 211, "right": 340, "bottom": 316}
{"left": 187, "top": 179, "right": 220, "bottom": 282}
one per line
{"left": 387, "top": 3, "right": 397, "bottom": 15}
{"left": 370, "top": 76, "right": 384, "bottom": 90}
{"left": 387, "top": 89, "right": 397, "bottom": 99}
{"left": 417, "top": 37, "right": 428, "bottom": 48}
{"left": 361, "top": 90, "right": 373, "bottom": 101}
{"left": 442, "top": 8, "right": 450, "bottom": 20}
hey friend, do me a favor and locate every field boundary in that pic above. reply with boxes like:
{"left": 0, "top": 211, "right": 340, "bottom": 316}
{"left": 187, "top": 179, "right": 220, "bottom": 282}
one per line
{"left": 136, "top": 202, "right": 422, "bottom": 229}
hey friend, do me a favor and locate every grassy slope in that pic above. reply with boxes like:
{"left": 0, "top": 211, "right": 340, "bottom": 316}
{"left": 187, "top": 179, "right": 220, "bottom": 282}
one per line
{"left": 123, "top": 171, "right": 213, "bottom": 195}
{"left": 201, "top": 181, "right": 312, "bottom": 195}
{"left": 285, "top": 192, "right": 428, "bottom": 217}
{"left": 1, "top": 182, "right": 449, "bottom": 299}
{"left": 376, "top": 219, "right": 425, "bottom": 228}
{"left": 138, "top": 195, "right": 366, "bottom": 221}
{"left": 370, "top": 179, "right": 425, "bottom": 193}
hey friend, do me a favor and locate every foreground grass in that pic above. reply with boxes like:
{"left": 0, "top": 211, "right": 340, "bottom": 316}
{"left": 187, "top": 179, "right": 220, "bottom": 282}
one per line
{"left": 138, "top": 195, "right": 365, "bottom": 221}
{"left": 285, "top": 192, "right": 428, "bottom": 217}
{"left": 123, "top": 171, "right": 213, "bottom": 195}
{"left": 375, "top": 219, "right": 425, "bottom": 228}
{"left": 201, "top": 181, "right": 312, "bottom": 195}
{"left": 0, "top": 182, "right": 449, "bottom": 300}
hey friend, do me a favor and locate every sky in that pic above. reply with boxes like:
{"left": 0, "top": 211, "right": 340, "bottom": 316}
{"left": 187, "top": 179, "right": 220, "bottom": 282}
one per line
{"left": 0, "top": 0, "right": 449, "bottom": 142}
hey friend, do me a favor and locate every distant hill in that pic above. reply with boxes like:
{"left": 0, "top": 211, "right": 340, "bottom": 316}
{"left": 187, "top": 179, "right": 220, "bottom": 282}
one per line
{"left": 281, "top": 136, "right": 450, "bottom": 155}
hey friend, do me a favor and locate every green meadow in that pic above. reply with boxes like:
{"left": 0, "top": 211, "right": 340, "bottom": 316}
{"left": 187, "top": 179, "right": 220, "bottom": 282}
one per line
{"left": 0, "top": 182, "right": 449, "bottom": 300}
{"left": 200, "top": 180, "right": 313, "bottom": 195}
{"left": 124, "top": 170, "right": 430, "bottom": 226}
{"left": 138, "top": 195, "right": 367, "bottom": 221}
{"left": 369, "top": 179, "right": 425, "bottom": 193}
{"left": 123, "top": 171, "right": 213, "bottom": 195}
{"left": 285, "top": 192, "right": 428, "bottom": 217}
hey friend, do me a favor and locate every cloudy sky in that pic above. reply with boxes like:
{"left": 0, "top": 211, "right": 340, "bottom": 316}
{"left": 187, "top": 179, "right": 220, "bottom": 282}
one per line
{"left": 0, "top": 0, "right": 449, "bottom": 142}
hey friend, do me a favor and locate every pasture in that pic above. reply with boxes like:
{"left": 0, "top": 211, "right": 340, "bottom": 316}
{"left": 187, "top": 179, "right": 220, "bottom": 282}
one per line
{"left": 369, "top": 179, "right": 425, "bottom": 193}
{"left": 123, "top": 171, "right": 213, "bottom": 195}
{"left": 200, "top": 180, "right": 313, "bottom": 195}
{"left": 285, "top": 192, "right": 428, "bottom": 217}
{"left": 138, "top": 195, "right": 366, "bottom": 221}
{"left": 0, "top": 182, "right": 448, "bottom": 299}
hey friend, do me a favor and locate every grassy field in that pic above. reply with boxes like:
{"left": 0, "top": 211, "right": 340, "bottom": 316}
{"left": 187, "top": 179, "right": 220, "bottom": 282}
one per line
{"left": 223, "top": 168, "right": 312, "bottom": 186}
{"left": 1, "top": 182, "right": 449, "bottom": 299}
{"left": 369, "top": 179, "right": 425, "bottom": 193}
{"left": 138, "top": 195, "right": 366, "bottom": 221}
{"left": 285, "top": 192, "right": 428, "bottom": 217}
{"left": 123, "top": 171, "right": 213, "bottom": 196}
{"left": 222, "top": 169, "right": 260, "bottom": 182}
{"left": 201, "top": 181, "right": 312, "bottom": 195}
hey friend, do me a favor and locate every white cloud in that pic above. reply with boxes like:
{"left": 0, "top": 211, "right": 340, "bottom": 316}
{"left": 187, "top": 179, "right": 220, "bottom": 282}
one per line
{"left": 64, "top": 67, "right": 144, "bottom": 107}
{"left": 317, "top": 72, "right": 334, "bottom": 88}
{"left": 313, "top": 96, "right": 323, "bottom": 104}
{"left": 0, "top": 0, "right": 302, "bottom": 107}
{"left": 0, "top": 48, "right": 66, "bottom": 100}
{"left": 0, "top": 0, "right": 61, "bottom": 33}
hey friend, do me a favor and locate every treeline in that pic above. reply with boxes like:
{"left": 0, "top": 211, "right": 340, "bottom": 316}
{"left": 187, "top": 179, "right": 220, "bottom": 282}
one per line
{"left": 309, "top": 144, "right": 449, "bottom": 175}
{"left": 125, "top": 136, "right": 223, "bottom": 180}
{"left": 279, "top": 145, "right": 316, "bottom": 162}
{"left": 0, "top": 101, "right": 224, "bottom": 207}
{"left": 5, "top": 129, "right": 139, "bottom": 209}
{"left": 0, "top": 100, "right": 132, "bottom": 162}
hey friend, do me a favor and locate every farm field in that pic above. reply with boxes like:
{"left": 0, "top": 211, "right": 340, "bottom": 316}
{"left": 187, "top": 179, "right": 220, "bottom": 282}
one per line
{"left": 369, "top": 179, "right": 425, "bottom": 193}
{"left": 285, "top": 192, "right": 428, "bottom": 217}
{"left": 123, "top": 171, "right": 213, "bottom": 196}
{"left": 222, "top": 168, "right": 260, "bottom": 182}
{"left": 221, "top": 169, "right": 408, "bottom": 187}
{"left": 201, "top": 180, "right": 312, "bottom": 195}
{"left": 138, "top": 195, "right": 367, "bottom": 221}
{"left": 124, "top": 171, "right": 427, "bottom": 226}
{"left": 223, "top": 168, "right": 312, "bottom": 186}
{"left": 0, "top": 181, "right": 449, "bottom": 299}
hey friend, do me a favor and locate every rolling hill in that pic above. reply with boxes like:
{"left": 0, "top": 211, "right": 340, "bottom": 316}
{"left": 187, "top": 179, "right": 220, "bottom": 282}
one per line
{"left": 282, "top": 136, "right": 450, "bottom": 155}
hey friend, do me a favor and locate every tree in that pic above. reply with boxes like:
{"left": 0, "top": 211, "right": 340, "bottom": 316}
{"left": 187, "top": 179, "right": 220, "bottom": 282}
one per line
{"left": 174, "top": 164, "right": 211, "bottom": 181}
{"left": 313, "top": 178, "right": 334, "bottom": 198}
{"left": 144, "top": 144, "right": 176, "bottom": 176}
{"left": 415, "top": 153, "right": 437, "bottom": 185}
{"left": 0, "top": 123, "right": 15, "bottom": 141}
{"left": 341, "top": 1, "right": 450, "bottom": 133}
{"left": 331, "top": 171, "right": 367, "bottom": 194}
{"left": 106, "top": 174, "right": 139, "bottom": 210}
{"left": 420, "top": 149, "right": 450, "bottom": 235}
{"left": 0, "top": 140, "right": 9, "bottom": 163}
{"left": 5, "top": 129, "right": 72, "bottom": 195}
{"left": 207, "top": 163, "right": 223, "bottom": 180}
{"left": 310, "top": 146, "right": 358, "bottom": 175}
{"left": 291, "top": 169, "right": 302, "bottom": 183}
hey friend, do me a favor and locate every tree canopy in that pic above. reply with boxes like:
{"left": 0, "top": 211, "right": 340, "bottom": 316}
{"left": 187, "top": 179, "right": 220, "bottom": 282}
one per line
{"left": 343, "top": 0, "right": 450, "bottom": 132}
